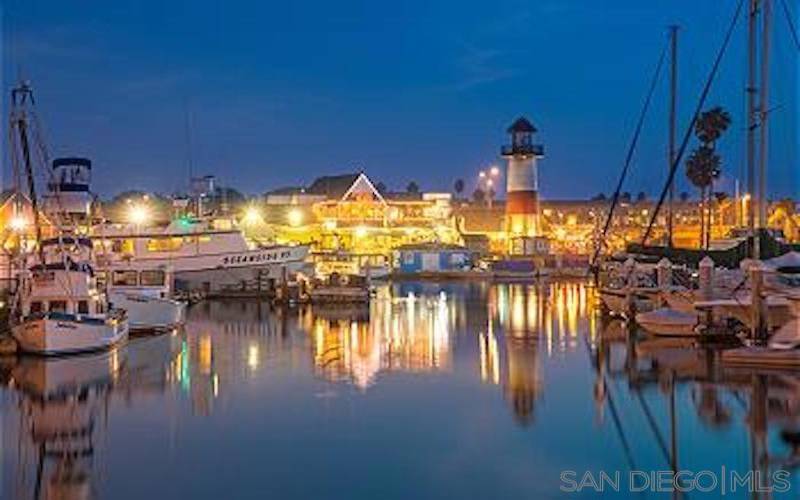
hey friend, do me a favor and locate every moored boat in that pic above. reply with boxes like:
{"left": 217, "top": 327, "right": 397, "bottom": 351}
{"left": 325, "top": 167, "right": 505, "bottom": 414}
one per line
{"left": 104, "top": 264, "right": 186, "bottom": 332}
{"left": 12, "top": 237, "right": 129, "bottom": 355}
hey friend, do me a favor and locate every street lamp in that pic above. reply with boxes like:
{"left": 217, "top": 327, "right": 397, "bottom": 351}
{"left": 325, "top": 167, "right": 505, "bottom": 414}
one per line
{"left": 287, "top": 208, "right": 303, "bottom": 227}
{"left": 128, "top": 204, "right": 150, "bottom": 227}
{"left": 490, "top": 165, "right": 500, "bottom": 177}
{"left": 243, "top": 205, "right": 262, "bottom": 225}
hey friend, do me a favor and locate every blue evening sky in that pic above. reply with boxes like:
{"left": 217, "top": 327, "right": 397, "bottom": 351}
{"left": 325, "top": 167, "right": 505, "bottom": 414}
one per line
{"left": 2, "top": 1, "right": 798, "bottom": 199}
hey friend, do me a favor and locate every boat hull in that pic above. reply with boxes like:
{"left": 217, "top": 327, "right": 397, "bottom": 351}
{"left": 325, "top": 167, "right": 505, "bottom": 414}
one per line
{"left": 636, "top": 308, "right": 699, "bottom": 337}
{"left": 109, "top": 292, "right": 186, "bottom": 331}
{"left": 13, "top": 313, "right": 129, "bottom": 356}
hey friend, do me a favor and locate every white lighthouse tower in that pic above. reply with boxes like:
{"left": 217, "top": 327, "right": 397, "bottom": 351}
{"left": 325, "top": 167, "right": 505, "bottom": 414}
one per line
{"left": 502, "top": 117, "right": 544, "bottom": 248}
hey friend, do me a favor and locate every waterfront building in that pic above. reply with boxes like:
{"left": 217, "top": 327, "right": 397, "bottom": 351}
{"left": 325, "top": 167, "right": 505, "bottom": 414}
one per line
{"left": 262, "top": 171, "right": 462, "bottom": 257}
{"left": 392, "top": 243, "right": 473, "bottom": 274}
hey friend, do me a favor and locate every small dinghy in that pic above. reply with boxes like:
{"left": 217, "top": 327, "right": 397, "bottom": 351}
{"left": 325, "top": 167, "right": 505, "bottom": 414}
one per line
{"left": 635, "top": 307, "right": 698, "bottom": 336}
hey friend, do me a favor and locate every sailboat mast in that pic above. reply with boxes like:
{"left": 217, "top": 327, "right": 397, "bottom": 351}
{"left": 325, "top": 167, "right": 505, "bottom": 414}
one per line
{"left": 757, "top": 0, "right": 772, "bottom": 254}
{"left": 667, "top": 25, "right": 679, "bottom": 248}
{"left": 747, "top": 0, "right": 759, "bottom": 258}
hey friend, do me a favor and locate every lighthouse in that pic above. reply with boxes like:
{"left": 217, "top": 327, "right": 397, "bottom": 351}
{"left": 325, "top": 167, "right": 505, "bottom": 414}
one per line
{"left": 502, "top": 117, "right": 544, "bottom": 242}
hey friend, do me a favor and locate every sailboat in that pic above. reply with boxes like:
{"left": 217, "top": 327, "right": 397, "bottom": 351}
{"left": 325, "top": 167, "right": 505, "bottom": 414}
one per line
{"left": 8, "top": 82, "right": 129, "bottom": 355}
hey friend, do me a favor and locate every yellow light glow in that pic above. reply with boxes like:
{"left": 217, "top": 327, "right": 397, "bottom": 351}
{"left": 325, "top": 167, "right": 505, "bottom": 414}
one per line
{"left": 247, "top": 343, "right": 260, "bottom": 370}
{"left": 129, "top": 204, "right": 150, "bottom": 226}
{"left": 354, "top": 225, "right": 368, "bottom": 238}
{"left": 288, "top": 208, "right": 303, "bottom": 227}
{"left": 322, "top": 219, "right": 337, "bottom": 231}
{"left": 9, "top": 216, "right": 27, "bottom": 232}
{"left": 243, "top": 206, "right": 262, "bottom": 225}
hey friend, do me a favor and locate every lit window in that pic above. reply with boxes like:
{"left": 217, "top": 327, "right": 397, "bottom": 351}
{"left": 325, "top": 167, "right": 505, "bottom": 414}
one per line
{"left": 140, "top": 270, "right": 166, "bottom": 286}
{"left": 112, "top": 270, "right": 138, "bottom": 286}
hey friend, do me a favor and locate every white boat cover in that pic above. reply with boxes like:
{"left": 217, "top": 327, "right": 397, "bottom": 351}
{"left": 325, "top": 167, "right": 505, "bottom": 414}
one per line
{"left": 764, "top": 252, "right": 800, "bottom": 271}
{"left": 637, "top": 307, "right": 697, "bottom": 327}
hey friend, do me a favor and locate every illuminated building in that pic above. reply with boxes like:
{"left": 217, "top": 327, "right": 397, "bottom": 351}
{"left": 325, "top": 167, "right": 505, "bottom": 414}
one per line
{"left": 262, "top": 171, "right": 462, "bottom": 258}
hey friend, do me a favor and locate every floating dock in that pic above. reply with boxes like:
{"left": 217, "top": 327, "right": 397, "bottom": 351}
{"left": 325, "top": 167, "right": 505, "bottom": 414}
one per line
{"left": 722, "top": 347, "right": 800, "bottom": 368}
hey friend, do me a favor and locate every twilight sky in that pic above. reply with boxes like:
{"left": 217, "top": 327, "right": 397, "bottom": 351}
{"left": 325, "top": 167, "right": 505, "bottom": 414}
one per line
{"left": 2, "top": 0, "right": 798, "bottom": 199}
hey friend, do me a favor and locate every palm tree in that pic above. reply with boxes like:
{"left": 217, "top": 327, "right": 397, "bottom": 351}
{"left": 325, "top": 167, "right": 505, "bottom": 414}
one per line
{"left": 694, "top": 106, "right": 732, "bottom": 145}
{"left": 685, "top": 106, "right": 731, "bottom": 249}
{"left": 685, "top": 146, "right": 721, "bottom": 248}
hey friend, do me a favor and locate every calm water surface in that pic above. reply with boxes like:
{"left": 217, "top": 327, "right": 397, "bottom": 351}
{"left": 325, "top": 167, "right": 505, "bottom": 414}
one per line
{"left": 2, "top": 280, "right": 799, "bottom": 499}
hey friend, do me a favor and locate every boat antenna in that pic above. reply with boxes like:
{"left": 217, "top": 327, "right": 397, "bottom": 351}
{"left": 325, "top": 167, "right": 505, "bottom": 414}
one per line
{"left": 641, "top": 0, "right": 746, "bottom": 245}
{"left": 184, "top": 98, "right": 194, "bottom": 191}
{"left": 588, "top": 39, "right": 668, "bottom": 272}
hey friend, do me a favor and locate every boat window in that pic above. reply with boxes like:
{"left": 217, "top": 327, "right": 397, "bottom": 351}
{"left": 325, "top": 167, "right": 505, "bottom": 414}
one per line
{"left": 112, "top": 270, "right": 138, "bottom": 286}
{"left": 140, "top": 270, "right": 166, "bottom": 286}
{"left": 30, "top": 301, "right": 43, "bottom": 314}
{"left": 147, "top": 237, "right": 183, "bottom": 252}
{"left": 77, "top": 300, "right": 89, "bottom": 314}
{"left": 198, "top": 235, "right": 211, "bottom": 243}
{"left": 49, "top": 301, "right": 67, "bottom": 313}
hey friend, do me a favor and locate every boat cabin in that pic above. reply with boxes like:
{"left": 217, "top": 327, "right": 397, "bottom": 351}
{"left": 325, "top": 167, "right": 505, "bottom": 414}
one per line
{"left": 102, "top": 266, "right": 173, "bottom": 299}
{"left": 21, "top": 235, "right": 107, "bottom": 318}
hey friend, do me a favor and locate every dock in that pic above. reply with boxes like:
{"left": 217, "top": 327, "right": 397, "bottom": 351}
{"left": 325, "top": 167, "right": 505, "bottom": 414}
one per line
{"left": 722, "top": 347, "right": 800, "bottom": 368}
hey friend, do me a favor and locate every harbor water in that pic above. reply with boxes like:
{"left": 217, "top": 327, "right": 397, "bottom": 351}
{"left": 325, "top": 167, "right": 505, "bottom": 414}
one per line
{"left": 2, "top": 279, "right": 799, "bottom": 499}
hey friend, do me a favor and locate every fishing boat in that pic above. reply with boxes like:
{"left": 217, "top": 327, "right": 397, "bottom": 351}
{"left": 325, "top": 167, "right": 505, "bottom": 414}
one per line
{"left": 105, "top": 263, "right": 186, "bottom": 332}
{"left": 12, "top": 237, "right": 129, "bottom": 355}
{"left": 93, "top": 217, "right": 309, "bottom": 294}
{"left": 7, "top": 82, "right": 129, "bottom": 355}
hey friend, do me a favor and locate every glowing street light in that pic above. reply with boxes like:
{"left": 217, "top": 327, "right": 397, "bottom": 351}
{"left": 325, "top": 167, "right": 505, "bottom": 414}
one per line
{"left": 287, "top": 208, "right": 304, "bottom": 227}
{"left": 478, "top": 171, "right": 486, "bottom": 179}
{"left": 243, "top": 205, "right": 262, "bottom": 225}
{"left": 490, "top": 165, "right": 500, "bottom": 177}
{"left": 128, "top": 204, "right": 150, "bottom": 226}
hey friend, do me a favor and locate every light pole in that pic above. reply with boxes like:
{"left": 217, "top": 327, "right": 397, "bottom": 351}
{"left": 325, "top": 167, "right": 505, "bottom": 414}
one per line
{"left": 477, "top": 165, "right": 500, "bottom": 209}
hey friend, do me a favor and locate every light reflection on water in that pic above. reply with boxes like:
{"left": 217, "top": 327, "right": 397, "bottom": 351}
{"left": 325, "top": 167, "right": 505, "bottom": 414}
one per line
{"left": 1, "top": 280, "right": 799, "bottom": 499}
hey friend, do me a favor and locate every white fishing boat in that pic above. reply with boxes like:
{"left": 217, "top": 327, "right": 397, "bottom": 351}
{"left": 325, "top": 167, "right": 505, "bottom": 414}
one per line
{"left": 7, "top": 82, "right": 128, "bottom": 356}
{"left": 105, "top": 264, "right": 185, "bottom": 332}
{"left": 12, "top": 237, "right": 129, "bottom": 355}
{"left": 93, "top": 217, "right": 309, "bottom": 294}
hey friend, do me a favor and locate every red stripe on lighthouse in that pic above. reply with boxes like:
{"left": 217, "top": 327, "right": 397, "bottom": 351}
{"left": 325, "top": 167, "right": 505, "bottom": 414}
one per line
{"left": 506, "top": 191, "right": 538, "bottom": 214}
